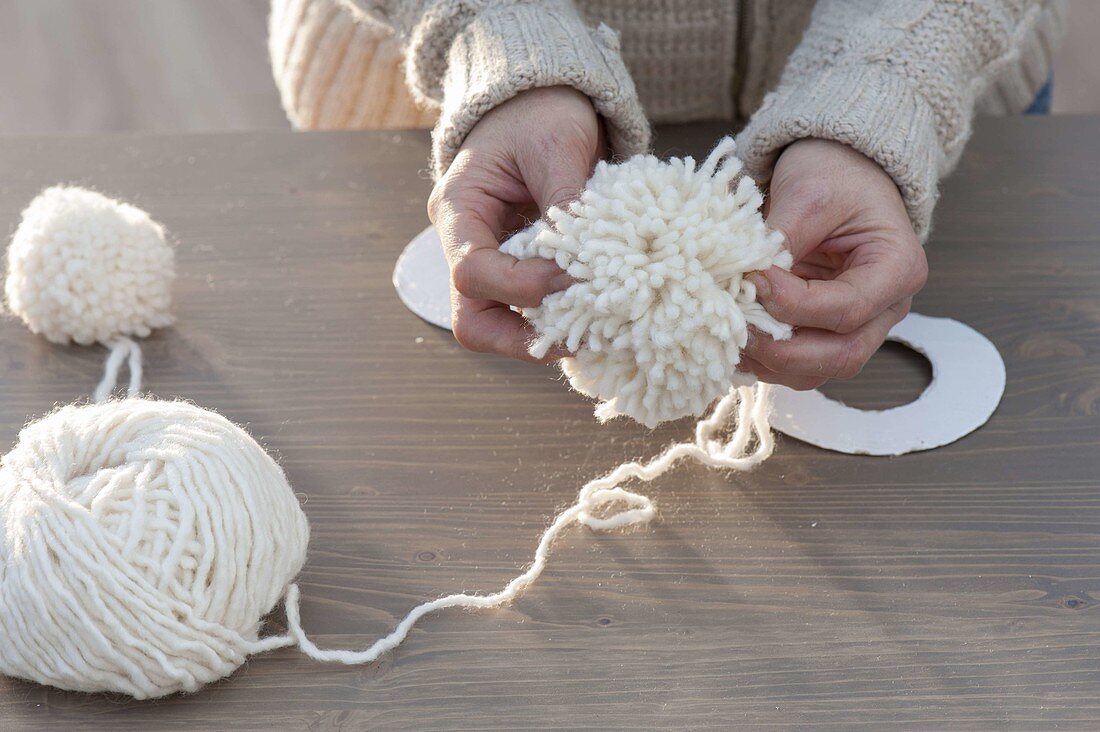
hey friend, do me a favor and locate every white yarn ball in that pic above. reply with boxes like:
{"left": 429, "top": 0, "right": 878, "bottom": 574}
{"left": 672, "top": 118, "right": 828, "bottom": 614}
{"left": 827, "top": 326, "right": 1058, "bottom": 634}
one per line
{"left": 5, "top": 186, "right": 176, "bottom": 346}
{"left": 502, "top": 138, "right": 792, "bottom": 428}
{"left": 0, "top": 399, "right": 309, "bottom": 698}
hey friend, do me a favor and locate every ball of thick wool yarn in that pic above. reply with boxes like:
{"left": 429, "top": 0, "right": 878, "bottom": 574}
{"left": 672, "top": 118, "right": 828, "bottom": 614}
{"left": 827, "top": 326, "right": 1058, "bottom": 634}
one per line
{"left": 0, "top": 399, "right": 309, "bottom": 698}
{"left": 5, "top": 186, "right": 175, "bottom": 346}
{"left": 501, "top": 138, "right": 792, "bottom": 428}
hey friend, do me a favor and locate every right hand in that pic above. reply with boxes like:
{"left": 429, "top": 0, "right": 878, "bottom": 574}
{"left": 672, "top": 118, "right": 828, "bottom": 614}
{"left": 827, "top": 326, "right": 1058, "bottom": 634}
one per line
{"left": 428, "top": 86, "right": 605, "bottom": 362}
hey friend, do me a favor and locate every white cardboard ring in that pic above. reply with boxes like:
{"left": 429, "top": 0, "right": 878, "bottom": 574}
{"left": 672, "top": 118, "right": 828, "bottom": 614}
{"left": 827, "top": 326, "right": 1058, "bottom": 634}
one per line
{"left": 769, "top": 313, "right": 1005, "bottom": 455}
{"left": 392, "top": 227, "right": 1006, "bottom": 456}
{"left": 393, "top": 226, "right": 453, "bottom": 330}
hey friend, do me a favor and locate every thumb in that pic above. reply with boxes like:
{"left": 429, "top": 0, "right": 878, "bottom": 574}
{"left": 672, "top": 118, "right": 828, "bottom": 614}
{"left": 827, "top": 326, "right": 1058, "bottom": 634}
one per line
{"left": 764, "top": 183, "right": 845, "bottom": 264}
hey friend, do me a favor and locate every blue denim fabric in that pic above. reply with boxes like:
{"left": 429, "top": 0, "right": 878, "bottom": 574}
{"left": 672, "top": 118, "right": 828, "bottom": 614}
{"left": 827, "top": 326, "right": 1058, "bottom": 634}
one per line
{"left": 1025, "top": 76, "right": 1053, "bottom": 115}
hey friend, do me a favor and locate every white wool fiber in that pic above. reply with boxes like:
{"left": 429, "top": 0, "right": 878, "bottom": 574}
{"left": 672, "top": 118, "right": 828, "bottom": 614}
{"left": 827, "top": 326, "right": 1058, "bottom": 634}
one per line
{"left": 502, "top": 137, "right": 792, "bottom": 427}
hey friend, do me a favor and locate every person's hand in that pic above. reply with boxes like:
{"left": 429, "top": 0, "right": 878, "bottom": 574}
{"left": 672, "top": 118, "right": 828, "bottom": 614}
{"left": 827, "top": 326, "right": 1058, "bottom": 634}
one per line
{"left": 741, "top": 138, "right": 928, "bottom": 390}
{"left": 428, "top": 86, "right": 604, "bottom": 362}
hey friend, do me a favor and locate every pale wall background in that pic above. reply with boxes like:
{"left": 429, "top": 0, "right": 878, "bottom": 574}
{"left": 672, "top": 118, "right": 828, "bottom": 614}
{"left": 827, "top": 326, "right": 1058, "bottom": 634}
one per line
{"left": 0, "top": 0, "right": 1097, "bottom": 136}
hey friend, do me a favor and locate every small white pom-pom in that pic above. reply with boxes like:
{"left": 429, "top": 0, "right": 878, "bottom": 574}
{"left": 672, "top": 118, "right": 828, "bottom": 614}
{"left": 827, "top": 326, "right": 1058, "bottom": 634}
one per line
{"left": 5, "top": 186, "right": 175, "bottom": 346}
{"left": 502, "top": 138, "right": 792, "bottom": 428}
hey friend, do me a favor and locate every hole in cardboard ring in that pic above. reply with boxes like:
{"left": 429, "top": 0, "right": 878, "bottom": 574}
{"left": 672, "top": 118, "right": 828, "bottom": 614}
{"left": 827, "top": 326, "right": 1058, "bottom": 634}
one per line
{"left": 817, "top": 341, "right": 933, "bottom": 411}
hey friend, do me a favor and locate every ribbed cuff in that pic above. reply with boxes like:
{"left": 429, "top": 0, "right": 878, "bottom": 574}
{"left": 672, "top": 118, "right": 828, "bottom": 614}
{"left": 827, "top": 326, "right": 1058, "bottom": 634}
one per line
{"left": 431, "top": 0, "right": 651, "bottom": 178}
{"left": 736, "top": 63, "right": 940, "bottom": 242}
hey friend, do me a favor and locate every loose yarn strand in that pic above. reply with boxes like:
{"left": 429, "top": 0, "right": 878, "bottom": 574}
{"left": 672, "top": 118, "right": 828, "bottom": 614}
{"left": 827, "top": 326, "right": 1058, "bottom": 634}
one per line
{"left": 93, "top": 337, "right": 143, "bottom": 402}
{"left": 278, "top": 382, "right": 775, "bottom": 665}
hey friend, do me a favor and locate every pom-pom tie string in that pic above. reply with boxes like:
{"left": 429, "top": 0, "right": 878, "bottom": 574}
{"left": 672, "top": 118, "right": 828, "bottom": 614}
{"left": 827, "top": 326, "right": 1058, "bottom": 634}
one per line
{"left": 93, "top": 337, "right": 143, "bottom": 402}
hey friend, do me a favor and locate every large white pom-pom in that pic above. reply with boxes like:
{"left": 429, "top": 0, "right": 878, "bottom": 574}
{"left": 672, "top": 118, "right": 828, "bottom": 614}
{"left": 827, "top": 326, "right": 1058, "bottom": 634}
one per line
{"left": 0, "top": 399, "right": 310, "bottom": 698}
{"left": 501, "top": 138, "right": 792, "bottom": 428}
{"left": 5, "top": 186, "right": 175, "bottom": 346}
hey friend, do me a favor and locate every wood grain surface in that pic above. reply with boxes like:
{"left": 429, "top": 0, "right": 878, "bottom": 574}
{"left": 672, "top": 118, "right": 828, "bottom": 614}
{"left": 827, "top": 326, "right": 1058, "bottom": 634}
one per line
{"left": 0, "top": 118, "right": 1097, "bottom": 729}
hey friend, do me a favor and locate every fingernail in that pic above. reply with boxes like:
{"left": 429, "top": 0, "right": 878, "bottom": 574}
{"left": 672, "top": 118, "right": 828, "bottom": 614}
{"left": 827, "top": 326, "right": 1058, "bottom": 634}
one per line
{"left": 550, "top": 273, "right": 575, "bottom": 292}
{"left": 748, "top": 272, "right": 770, "bottom": 300}
{"left": 744, "top": 327, "right": 758, "bottom": 351}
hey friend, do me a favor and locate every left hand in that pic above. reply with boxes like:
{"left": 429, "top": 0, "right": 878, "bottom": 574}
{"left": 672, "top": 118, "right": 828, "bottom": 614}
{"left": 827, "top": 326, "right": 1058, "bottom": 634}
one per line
{"left": 742, "top": 138, "right": 929, "bottom": 390}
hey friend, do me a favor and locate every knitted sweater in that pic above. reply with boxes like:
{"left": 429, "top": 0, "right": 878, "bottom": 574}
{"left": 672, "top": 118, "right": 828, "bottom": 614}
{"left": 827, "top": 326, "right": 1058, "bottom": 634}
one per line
{"left": 269, "top": 0, "right": 1066, "bottom": 240}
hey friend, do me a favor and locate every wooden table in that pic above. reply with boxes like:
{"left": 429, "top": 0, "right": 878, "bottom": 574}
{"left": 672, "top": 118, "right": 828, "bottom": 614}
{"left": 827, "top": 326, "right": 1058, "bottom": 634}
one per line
{"left": 0, "top": 118, "right": 1097, "bottom": 729}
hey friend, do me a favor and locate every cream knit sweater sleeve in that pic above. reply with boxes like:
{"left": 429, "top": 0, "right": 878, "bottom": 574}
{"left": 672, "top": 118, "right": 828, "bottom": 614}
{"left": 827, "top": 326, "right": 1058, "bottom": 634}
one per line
{"left": 735, "top": 0, "right": 1059, "bottom": 242}
{"left": 332, "top": 0, "right": 651, "bottom": 178}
